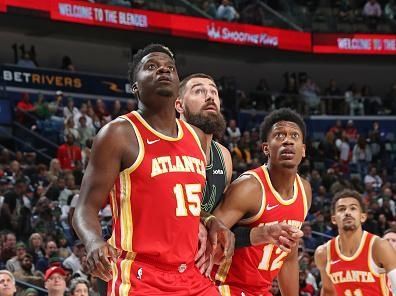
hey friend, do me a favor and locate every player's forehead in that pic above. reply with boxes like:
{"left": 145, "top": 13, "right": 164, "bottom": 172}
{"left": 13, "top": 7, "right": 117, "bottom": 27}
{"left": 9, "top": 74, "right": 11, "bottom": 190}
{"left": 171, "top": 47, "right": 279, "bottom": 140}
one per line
{"left": 0, "top": 274, "right": 11, "bottom": 281}
{"left": 384, "top": 232, "right": 396, "bottom": 239}
{"left": 271, "top": 121, "right": 301, "bottom": 133}
{"left": 336, "top": 197, "right": 360, "bottom": 208}
{"left": 140, "top": 52, "right": 175, "bottom": 66}
{"left": 186, "top": 77, "right": 217, "bottom": 90}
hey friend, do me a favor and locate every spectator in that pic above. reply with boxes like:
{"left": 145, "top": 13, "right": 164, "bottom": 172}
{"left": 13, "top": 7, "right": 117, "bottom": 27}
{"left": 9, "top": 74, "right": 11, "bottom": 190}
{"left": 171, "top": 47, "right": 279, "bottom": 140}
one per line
{"left": 16, "top": 93, "right": 36, "bottom": 125}
{"left": 335, "top": 131, "right": 351, "bottom": 167}
{"left": 13, "top": 253, "right": 44, "bottom": 287}
{"left": 63, "top": 97, "right": 80, "bottom": 123}
{"left": 6, "top": 242, "right": 27, "bottom": 273}
{"left": 0, "top": 233, "right": 16, "bottom": 264}
{"left": 44, "top": 266, "right": 67, "bottom": 296}
{"left": 216, "top": 0, "right": 239, "bottom": 21}
{"left": 329, "top": 119, "right": 344, "bottom": 139}
{"left": 352, "top": 135, "right": 372, "bottom": 178}
{"left": 270, "top": 279, "right": 281, "bottom": 296}
{"left": 125, "top": 99, "right": 137, "bottom": 113}
{"left": 60, "top": 56, "right": 75, "bottom": 71}
{"left": 62, "top": 240, "right": 84, "bottom": 274}
{"left": 301, "top": 223, "right": 319, "bottom": 252}
{"left": 378, "top": 213, "right": 389, "bottom": 236}
{"left": 385, "top": 0, "right": 396, "bottom": 20}
{"left": 325, "top": 79, "right": 342, "bottom": 96}
{"left": 339, "top": 0, "right": 354, "bottom": 22}
{"left": 27, "top": 233, "right": 45, "bottom": 266}
{"left": 226, "top": 119, "right": 241, "bottom": 141}
{"left": 299, "top": 78, "right": 321, "bottom": 115}
{"left": 36, "top": 240, "right": 58, "bottom": 273}
{"left": 94, "top": 99, "right": 111, "bottom": 123}
{"left": 69, "top": 278, "right": 90, "bottom": 296}
{"left": 0, "top": 270, "right": 17, "bottom": 296}
{"left": 111, "top": 99, "right": 124, "bottom": 119}
{"left": 64, "top": 117, "right": 80, "bottom": 144}
{"left": 77, "top": 116, "right": 96, "bottom": 148}
{"left": 23, "top": 288, "right": 39, "bottom": 296}
{"left": 48, "top": 159, "right": 62, "bottom": 180}
{"left": 362, "top": 0, "right": 382, "bottom": 30}
{"left": 57, "top": 134, "right": 82, "bottom": 170}
{"left": 48, "top": 91, "right": 64, "bottom": 121}
{"left": 377, "top": 187, "right": 396, "bottom": 217}
{"left": 345, "top": 84, "right": 364, "bottom": 115}
{"left": 363, "top": 209, "right": 380, "bottom": 234}
{"left": 364, "top": 166, "right": 383, "bottom": 192}
{"left": 16, "top": 51, "right": 36, "bottom": 68}
{"left": 299, "top": 268, "right": 315, "bottom": 296}
{"left": 35, "top": 93, "right": 51, "bottom": 120}
{"left": 202, "top": 0, "right": 217, "bottom": 18}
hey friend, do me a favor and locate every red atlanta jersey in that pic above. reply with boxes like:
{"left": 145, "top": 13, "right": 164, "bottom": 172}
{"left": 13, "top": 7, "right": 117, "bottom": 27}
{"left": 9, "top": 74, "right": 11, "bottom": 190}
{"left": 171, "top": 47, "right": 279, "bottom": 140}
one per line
{"left": 215, "top": 165, "right": 308, "bottom": 295}
{"left": 107, "top": 111, "right": 206, "bottom": 265}
{"left": 326, "top": 231, "right": 391, "bottom": 296}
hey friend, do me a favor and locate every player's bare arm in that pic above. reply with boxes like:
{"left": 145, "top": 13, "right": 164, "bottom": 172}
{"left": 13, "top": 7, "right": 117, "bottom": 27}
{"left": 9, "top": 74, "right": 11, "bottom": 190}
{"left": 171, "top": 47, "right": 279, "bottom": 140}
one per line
{"left": 314, "top": 244, "right": 337, "bottom": 296}
{"left": 72, "top": 118, "right": 137, "bottom": 281}
{"left": 373, "top": 237, "right": 396, "bottom": 294}
{"left": 278, "top": 243, "right": 299, "bottom": 296}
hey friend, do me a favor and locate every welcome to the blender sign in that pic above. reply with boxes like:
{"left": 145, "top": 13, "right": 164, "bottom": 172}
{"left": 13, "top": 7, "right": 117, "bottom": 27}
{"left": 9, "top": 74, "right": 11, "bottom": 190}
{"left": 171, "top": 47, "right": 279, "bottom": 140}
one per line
{"left": 207, "top": 22, "right": 279, "bottom": 47}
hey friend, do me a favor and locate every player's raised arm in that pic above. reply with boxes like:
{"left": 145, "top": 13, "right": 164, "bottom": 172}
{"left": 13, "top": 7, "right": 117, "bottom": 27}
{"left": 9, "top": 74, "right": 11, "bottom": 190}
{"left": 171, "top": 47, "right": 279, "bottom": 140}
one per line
{"left": 314, "top": 244, "right": 337, "bottom": 296}
{"left": 72, "top": 119, "right": 136, "bottom": 281}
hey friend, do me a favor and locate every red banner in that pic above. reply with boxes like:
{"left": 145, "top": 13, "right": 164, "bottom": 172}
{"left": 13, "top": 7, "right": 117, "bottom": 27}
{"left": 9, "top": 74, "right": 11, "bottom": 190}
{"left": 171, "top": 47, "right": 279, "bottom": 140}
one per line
{"left": 0, "top": 0, "right": 6, "bottom": 12}
{"left": 313, "top": 33, "right": 396, "bottom": 55}
{"left": 6, "top": 0, "right": 49, "bottom": 11}
{"left": 48, "top": 0, "right": 311, "bottom": 52}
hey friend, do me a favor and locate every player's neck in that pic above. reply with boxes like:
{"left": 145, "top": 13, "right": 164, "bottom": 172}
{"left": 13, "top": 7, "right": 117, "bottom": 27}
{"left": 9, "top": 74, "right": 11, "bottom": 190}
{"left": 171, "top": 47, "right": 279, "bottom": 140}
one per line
{"left": 137, "top": 108, "right": 178, "bottom": 137}
{"left": 204, "top": 133, "right": 213, "bottom": 161}
{"left": 338, "top": 227, "right": 364, "bottom": 257}
{"left": 266, "top": 164, "right": 296, "bottom": 198}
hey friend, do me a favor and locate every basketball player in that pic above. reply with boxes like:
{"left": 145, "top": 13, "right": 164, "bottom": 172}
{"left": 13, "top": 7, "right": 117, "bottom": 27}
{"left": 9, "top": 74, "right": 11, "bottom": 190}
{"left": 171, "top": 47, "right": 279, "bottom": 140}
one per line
{"left": 73, "top": 44, "right": 232, "bottom": 295}
{"left": 211, "top": 108, "right": 311, "bottom": 295}
{"left": 383, "top": 228, "right": 396, "bottom": 251}
{"left": 177, "top": 76, "right": 305, "bottom": 277}
{"left": 315, "top": 189, "right": 396, "bottom": 296}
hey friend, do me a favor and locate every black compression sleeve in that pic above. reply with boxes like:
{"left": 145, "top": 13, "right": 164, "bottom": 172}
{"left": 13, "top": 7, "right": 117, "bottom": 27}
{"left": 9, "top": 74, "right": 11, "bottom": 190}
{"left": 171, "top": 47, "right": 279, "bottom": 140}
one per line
{"left": 232, "top": 225, "right": 252, "bottom": 248}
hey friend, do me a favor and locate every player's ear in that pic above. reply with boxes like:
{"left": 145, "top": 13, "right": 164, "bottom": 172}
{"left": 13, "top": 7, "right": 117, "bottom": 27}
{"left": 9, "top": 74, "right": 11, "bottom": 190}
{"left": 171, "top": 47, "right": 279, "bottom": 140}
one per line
{"left": 302, "top": 143, "right": 306, "bottom": 158}
{"left": 175, "top": 97, "right": 184, "bottom": 114}
{"left": 262, "top": 142, "right": 269, "bottom": 156}
{"left": 361, "top": 212, "right": 367, "bottom": 223}
{"left": 331, "top": 214, "right": 336, "bottom": 225}
{"left": 131, "top": 83, "right": 138, "bottom": 94}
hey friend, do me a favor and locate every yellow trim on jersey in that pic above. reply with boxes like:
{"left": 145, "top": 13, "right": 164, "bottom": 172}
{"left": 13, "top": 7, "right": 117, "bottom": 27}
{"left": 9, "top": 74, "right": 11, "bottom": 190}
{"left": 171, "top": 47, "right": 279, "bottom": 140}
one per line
{"left": 218, "top": 285, "right": 231, "bottom": 296}
{"left": 335, "top": 231, "right": 368, "bottom": 261}
{"left": 110, "top": 260, "right": 118, "bottom": 296}
{"left": 107, "top": 185, "right": 118, "bottom": 248}
{"left": 120, "top": 171, "right": 133, "bottom": 252}
{"left": 238, "top": 171, "right": 266, "bottom": 225}
{"left": 132, "top": 111, "right": 183, "bottom": 141}
{"left": 262, "top": 165, "right": 298, "bottom": 205}
{"left": 118, "top": 252, "right": 136, "bottom": 296}
{"left": 119, "top": 115, "right": 145, "bottom": 174}
{"left": 182, "top": 120, "right": 207, "bottom": 164}
{"left": 368, "top": 235, "right": 381, "bottom": 277}
{"left": 215, "top": 258, "right": 232, "bottom": 283}
{"left": 380, "top": 274, "right": 391, "bottom": 296}
{"left": 325, "top": 240, "right": 332, "bottom": 277}
{"left": 296, "top": 175, "right": 309, "bottom": 218}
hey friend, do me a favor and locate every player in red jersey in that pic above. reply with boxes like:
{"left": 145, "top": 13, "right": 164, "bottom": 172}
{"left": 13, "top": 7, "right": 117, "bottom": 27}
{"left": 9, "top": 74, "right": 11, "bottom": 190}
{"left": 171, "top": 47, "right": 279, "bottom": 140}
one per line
{"left": 72, "top": 44, "right": 233, "bottom": 295}
{"left": 212, "top": 108, "right": 312, "bottom": 296}
{"left": 315, "top": 189, "right": 396, "bottom": 296}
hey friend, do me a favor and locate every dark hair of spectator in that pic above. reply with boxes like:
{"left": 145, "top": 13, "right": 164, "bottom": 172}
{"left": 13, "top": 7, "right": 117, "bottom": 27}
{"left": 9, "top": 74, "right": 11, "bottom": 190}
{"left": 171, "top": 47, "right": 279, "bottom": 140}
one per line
{"left": 260, "top": 108, "right": 306, "bottom": 142}
{"left": 331, "top": 189, "right": 366, "bottom": 214}
{"left": 128, "top": 44, "right": 175, "bottom": 85}
{"left": 179, "top": 73, "right": 216, "bottom": 97}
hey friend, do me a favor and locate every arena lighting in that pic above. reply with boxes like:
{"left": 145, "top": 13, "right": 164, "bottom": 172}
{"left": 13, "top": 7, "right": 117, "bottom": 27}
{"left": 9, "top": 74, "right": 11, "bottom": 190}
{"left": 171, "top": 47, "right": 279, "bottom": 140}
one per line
{"left": 313, "top": 33, "right": 396, "bottom": 55}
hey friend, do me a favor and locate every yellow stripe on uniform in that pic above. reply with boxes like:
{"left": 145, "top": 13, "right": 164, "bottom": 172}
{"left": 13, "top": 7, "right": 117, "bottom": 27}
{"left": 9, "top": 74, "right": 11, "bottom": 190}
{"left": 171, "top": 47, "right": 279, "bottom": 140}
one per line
{"left": 118, "top": 252, "right": 136, "bottom": 296}
{"left": 110, "top": 260, "right": 118, "bottom": 296}
{"left": 218, "top": 285, "right": 231, "bottom": 296}
{"left": 107, "top": 185, "right": 118, "bottom": 248}
{"left": 120, "top": 171, "right": 133, "bottom": 252}
{"left": 215, "top": 258, "right": 232, "bottom": 283}
{"left": 379, "top": 274, "right": 390, "bottom": 296}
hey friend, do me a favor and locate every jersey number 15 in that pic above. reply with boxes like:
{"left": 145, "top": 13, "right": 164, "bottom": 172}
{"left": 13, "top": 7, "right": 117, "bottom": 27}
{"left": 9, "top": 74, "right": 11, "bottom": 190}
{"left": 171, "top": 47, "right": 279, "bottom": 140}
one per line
{"left": 174, "top": 184, "right": 201, "bottom": 216}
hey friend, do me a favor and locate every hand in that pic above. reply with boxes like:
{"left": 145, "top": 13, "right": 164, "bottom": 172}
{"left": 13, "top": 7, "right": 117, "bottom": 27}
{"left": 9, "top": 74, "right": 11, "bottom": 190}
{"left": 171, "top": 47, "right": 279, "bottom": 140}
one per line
{"left": 206, "top": 217, "right": 235, "bottom": 260}
{"left": 85, "top": 240, "right": 120, "bottom": 281}
{"left": 251, "top": 223, "right": 303, "bottom": 252}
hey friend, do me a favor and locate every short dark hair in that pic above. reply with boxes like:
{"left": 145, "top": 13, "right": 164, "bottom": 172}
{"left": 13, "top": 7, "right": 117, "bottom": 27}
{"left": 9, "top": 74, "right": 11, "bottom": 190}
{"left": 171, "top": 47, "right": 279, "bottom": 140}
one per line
{"left": 331, "top": 189, "right": 366, "bottom": 214}
{"left": 179, "top": 73, "right": 216, "bottom": 97}
{"left": 128, "top": 44, "right": 175, "bottom": 85}
{"left": 384, "top": 227, "right": 396, "bottom": 236}
{"left": 260, "top": 108, "right": 306, "bottom": 142}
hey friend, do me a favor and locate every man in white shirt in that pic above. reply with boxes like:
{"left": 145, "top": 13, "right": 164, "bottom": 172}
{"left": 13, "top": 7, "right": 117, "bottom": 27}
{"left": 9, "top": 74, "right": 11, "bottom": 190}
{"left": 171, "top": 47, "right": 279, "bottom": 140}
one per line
{"left": 62, "top": 240, "right": 85, "bottom": 274}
